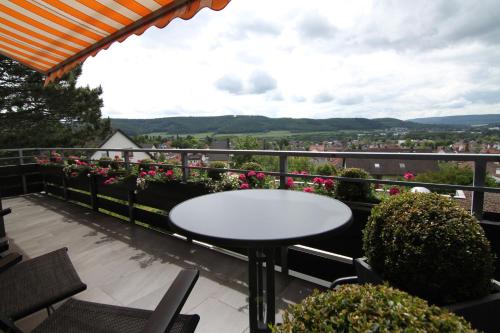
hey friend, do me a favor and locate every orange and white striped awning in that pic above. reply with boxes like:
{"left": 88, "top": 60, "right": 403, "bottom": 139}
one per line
{"left": 0, "top": 0, "right": 230, "bottom": 83}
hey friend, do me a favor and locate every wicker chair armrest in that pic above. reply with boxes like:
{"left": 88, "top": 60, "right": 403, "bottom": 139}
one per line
{"left": 0, "top": 252, "right": 23, "bottom": 273}
{"left": 0, "top": 208, "right": 12, "bottom": 217}
{"left": 330, "top": 276, "right": 359, "bottom": 289}
{"left": 141, "top": 269, "right": 199, "bottom": 333}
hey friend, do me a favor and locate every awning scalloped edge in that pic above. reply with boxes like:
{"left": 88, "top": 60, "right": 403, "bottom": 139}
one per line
{"left": 44, "top": 0, "right": 231, "bottom": 85}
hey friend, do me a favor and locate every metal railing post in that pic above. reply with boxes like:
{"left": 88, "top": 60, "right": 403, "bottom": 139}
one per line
{"left": 279, "top": 155, "right": 288, "bottom": 189}
{"left": 181, "top": 152, "right": 189, "bottom": 183}
{"left": 128, "top": 189, "right": 136, "bottom": 224}
{"left": 472, "top": 160, "right": 486, "bottom": 218}
{"left": 89, "top": 175, "right": 98, "bottom": 212}
{"left": 18, "top": 149, "right": 27, "bottom": 194}
{"left": 124, "top": 150, "right": 130, "bottom": 170}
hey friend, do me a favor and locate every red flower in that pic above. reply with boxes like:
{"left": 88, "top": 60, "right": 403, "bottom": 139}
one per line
{"left": 114, "top": 155, "right": 120, "bottom": 160}
{"left": 256, "top": 172, "right": 265, "bottom": 180}
{"left": 324, "top": 179, "right": 334, "bottom": 189}
{"left": 247, "top": 170, "right": 257, "bottom": 177}
{"left": 70, "top": 172, "right": 78, "bottom": 178}
{"left": 303, "top": 187, "right": 314, "bottom": 193}
{"left": 239, "top": 174, "right": 246, "bottom": 181}
{"left": 104, "top": 177, "right": 115, "bottom": 185}
{"left": 300, "top": 171, "right": 308, "bottom": 175}
{"left": 148, "top": 170, "right": 156, "bottom": 176}
{"left": 75, "top": 160, "right": 81, "bottom": 165}
{"left": 150, "top": 166, "right": 156, "bottom": 170}
{"left": 240, "top": 183, "right": 250, "bottom": 190}
{"left": 313, "top": 177, "right": 324, "bottom": 184}
{"left": 404, "top": 172, "right": 415, "bottom": 180}
{"left": 165, "top": 170, "right": 174, "bottom": 177}
{"left": 285, "top": 177, "right": 295, "bottom": 189}
{"left": 389, "top": 187, "right": 400, "bottom": 196}
{"left": 139, "top": 171, "right": 147, "bottom": 178}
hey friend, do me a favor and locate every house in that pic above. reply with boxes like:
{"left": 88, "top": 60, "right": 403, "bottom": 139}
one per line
{"left": 206, "top": 140, "right": 230, "bottom": 163}
{"left": 344, "top": 148, "right": 439, "bottom": 178}
{"left": 91, "top": 129, "right": 153, "bottom": 163}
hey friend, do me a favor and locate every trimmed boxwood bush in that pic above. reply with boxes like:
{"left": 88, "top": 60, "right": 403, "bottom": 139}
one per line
{"left": 241, "top": 161, "right": 263, "bottom": 171}
{"left": 315, "top": 163, "right": 337, "bottom": 176}
{"left": 272, "top": 284, "right": 476, "bottom": 333}
{"left": 363, "top": 192, "right": 495, "bottom": 304}
{"left": 335, "top": 168, "right": 371, "bottom": 202}
{"left": 207, "top": 161, "right": 227, "bottom": 180}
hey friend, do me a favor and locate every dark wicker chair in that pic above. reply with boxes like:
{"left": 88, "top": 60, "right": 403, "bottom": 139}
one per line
{"left": 0, "top": 247, "right": 87, "bottom": 321}
{"left": 1, "top": 269, "right": 200, "bottom": 333}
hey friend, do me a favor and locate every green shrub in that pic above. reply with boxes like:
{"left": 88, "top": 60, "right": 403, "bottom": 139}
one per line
{"left": 315, "top": 163, "right": 337, "bottom": 176}
{"left": 363, "top": 192, "right": 495, "bottom": 304}
{"left": 335, "top": 168, "right": 371, "bottom": 202}
{"left": 98, "top": 156, "right": 112, "bottom": 167}
{"left": 272, "top": 284, "right": 476, "bottom": 333}
{"left": 241, "top": 161, "right": 263, "bottom": 171}
{"left": 110, "top": 156, "right": 123, "bottom": 170}
{"left": 208, "top": 161, "right": 227, "bottom": 180}
{"left": 138, "top": 158, "right": 155, "bottom": 170}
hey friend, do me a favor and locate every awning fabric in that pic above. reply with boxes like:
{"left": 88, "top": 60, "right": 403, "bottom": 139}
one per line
{"left": 0, "top": 0, "right": 230, "bottom": 83}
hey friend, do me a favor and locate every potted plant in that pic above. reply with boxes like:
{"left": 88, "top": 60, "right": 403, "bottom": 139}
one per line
{"left": 359, "top": 192, "right": 499, "bottom": 332}
{"left": 272, "top": 284, "right": 476, "bottom": 333}
{"left": 207, "top": 161, "right": 227, "bottom": 180}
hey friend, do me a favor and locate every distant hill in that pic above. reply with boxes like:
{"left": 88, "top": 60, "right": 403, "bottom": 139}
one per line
{"left": 410, "top": 114, "right": 500, "bottom": 126}
{"left": 111, "top": 115, "right": 428, "bottom": 136}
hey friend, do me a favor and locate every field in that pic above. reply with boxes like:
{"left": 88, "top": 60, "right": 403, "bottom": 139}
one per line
{"left": 145, "top": 130, "right": 363, "bottom": 140}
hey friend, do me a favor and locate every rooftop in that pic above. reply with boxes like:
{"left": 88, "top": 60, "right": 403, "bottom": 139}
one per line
{"left": 5, "top": 194, "right": 317, "bottom": 333}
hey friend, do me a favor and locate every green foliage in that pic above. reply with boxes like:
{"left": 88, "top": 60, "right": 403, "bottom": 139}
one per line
{"left": 273, "top": 284, "right": 476, "bottom": 333}
{"left": 138, "top": 158, "right": 155, "bottom": 170}
{"left": 207, "top": 161, "right": 227, "bottom": 180}
{"left": 171, "top": 135, "right": 203, "bottom": 149}
{"left": 315, "top": 163, "right": 337, "bottom": 176}
{"left": 415, "top": 162, "right": 497, "bottom": 188}
{"left": 0, "top": 56, "right": 110, "bottom": 148}
{"left": 335, "top": 168, "right": 372, "bottom": 202}
{"left": 98, "top": 156, "right": 112, "bottom": 167}
{"left": 253, "top": 156, "right": 279, "bottom": 172}
{"left": 232, "top": 136, "right": 260, "bottom": 167}
{"left": 363, "top": 192, "right": 495, "bottom": 304}
{"left": 288, "top": 157, "right": 314, "bottom": 173}
{"left": 240, "top": 162, "right": 263, "bottom": 171}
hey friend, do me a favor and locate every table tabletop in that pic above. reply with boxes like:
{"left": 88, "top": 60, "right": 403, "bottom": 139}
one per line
{"left": 169, "top": 189, "right": 352, "bottom": 248}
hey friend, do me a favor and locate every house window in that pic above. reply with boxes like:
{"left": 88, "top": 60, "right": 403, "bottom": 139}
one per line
{"left": 374, "top": 163, "right": 380, "bottom": 168}
{"left": 496, "top": 168, "right": 500, "bottom": 175}
{"left": 399, "top": 163, "right": 405, "bottom": 168}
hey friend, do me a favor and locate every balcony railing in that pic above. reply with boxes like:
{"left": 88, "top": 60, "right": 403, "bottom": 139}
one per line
{"left": 1, "top": 147, "right": 499, "bottom": 216}
{"left": 1, "top": 147, "right": 500, "bottom": 285}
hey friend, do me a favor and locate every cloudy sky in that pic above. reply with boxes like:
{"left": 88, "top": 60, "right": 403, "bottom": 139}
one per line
{"left": 77, "top": 0, "right": 500, "bottom": 120}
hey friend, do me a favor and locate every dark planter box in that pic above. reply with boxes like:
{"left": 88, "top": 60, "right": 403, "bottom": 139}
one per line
{"left": 66, "top": 174, "right": 90, "bottom": 192}
{"left": 354, "top": 257, "right": 500, "bottom": 333}
{"left": 300, "top": 202, "right": 374, "bottom": 258}
{"left": 40, "top": 165, "right": 64, "bottom": 185}
{"left": 96, "top": 176, "right": 135, "bottom": 202}
{"left": 136, "top": 181, "right": 210, "bottom": 211}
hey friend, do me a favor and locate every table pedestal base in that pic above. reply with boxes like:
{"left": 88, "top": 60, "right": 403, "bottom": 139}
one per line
{"left": 248, "top": 248, "right": 275, "bottom": 333}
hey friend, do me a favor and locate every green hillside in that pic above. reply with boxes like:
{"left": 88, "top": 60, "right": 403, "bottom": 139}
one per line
{"left": 410, "top": 114, "right": 500, "bottom": 126}
{"left": 111, "top": 115, "right": 427, "bottom": 136}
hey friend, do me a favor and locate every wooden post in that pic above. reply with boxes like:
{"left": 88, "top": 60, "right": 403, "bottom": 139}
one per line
{"left": 181, "top": 152, "right": 189, "bottom": 183}
{"left": 89, "top": 175, "right": 98, "bottom": 211}
{"left": 128, "top": 189, "right": 136, "bottom": 224}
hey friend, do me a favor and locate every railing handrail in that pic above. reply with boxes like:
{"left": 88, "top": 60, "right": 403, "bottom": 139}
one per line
{"left": 1, "top": 147, "right": 500, "bottom": 161}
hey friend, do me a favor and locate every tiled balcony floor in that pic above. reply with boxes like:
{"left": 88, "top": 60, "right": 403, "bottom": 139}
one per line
{"left": 3, "top": 194, "right": 319, "bottom": 333}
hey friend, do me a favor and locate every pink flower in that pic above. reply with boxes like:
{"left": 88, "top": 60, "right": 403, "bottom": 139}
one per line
{"left": 240, "top": 183, "right": 250, "bottom": 190}
{"left": 150, "top": 166, "right": 156, "bottom": 170}
{"left": 300, "top": 171, "right": 309, "bottom": 175}
{"left": 303, "top": 187, "right": 314, "bottom": 193}
{"left": 239, "top": 174, "right": 246, "bottom": 181}
{"left": 114, "top": 155, "right": 120, "bottom": 160}
{"left": 165, "top": 170, "right": 174, "bottom": 177}
{"left": 70, "top": 172, "right": 78, "bottom": 178}
{"left": 148, "top": 170, "right": 156, "bottom": 176}
{"left": 247, "top": 170, "right": 257, "bottom": 177}
{"left": 404, "top": 172, "right": 415, "bottom": 180}
{"left": 104, "top": 177, "right": 115, "bottom": 185}
{"left": 75, "top": 160, "right": 81, "bottom": 165}
{"left": 313, "top": 177, "right": 324, "bottom": 184}
{"left": 256, "top": 172, "right": 265, "bottom": 180}
{"left": 139, "top": 171, "right": 147, "bottom": 178}
{"left": 324, "top": 179, "right": 334, "bottom": 189}
{"left": 389, "top": 187, "right": 400, "bottom": 196}
{"left": 285, "top": 177, "right": 295, "bottom": 189}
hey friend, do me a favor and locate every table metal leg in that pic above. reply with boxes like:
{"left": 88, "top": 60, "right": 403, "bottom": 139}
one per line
{"left": 248, "top": 248, "right": 276, "bottom": 333}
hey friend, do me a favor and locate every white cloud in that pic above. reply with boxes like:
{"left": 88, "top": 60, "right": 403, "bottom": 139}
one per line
{"left": 77, "top": 0, "right": 500, "bottom": 120}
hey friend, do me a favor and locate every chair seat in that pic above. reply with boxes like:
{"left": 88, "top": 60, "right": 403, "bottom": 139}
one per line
{"left": 0, "top": 248, "right": 86, "bottom": 320}
{"left": 32, "top": 299, "right": 200, "bottom": 333}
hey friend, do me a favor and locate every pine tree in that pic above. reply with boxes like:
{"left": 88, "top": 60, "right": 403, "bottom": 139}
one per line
{"left": 0, "top": 56, "right": 110, "bottom": 148}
